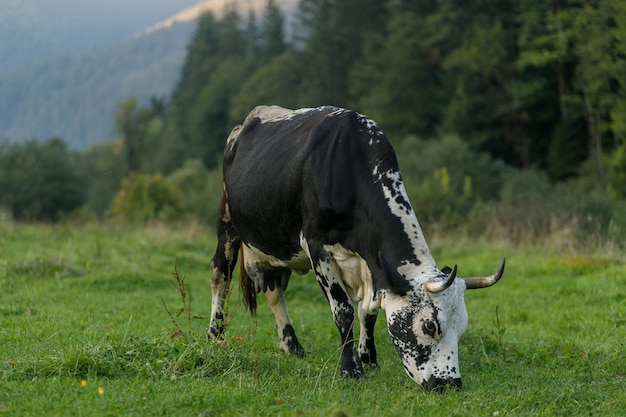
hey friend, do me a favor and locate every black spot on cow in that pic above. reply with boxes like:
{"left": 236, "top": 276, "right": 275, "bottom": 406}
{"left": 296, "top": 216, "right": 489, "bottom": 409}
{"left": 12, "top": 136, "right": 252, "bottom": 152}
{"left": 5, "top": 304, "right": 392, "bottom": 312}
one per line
{"left": 330, "top": 283, "right": 349, "bottom": 304}
{"left": 282, "top": 324, "right": 305, "bottom": 358}
{"left": 241, "top": 116, "right": 261, "bottom": 135}
{"left": 389, "top": 309, "right": 432, "bottom": 367}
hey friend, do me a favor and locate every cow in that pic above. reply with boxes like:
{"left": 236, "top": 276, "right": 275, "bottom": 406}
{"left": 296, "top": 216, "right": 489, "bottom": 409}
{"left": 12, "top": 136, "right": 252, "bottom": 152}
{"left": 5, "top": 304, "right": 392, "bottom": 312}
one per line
{"left": 208, "top": 105, "right": 505, "bottom": 391}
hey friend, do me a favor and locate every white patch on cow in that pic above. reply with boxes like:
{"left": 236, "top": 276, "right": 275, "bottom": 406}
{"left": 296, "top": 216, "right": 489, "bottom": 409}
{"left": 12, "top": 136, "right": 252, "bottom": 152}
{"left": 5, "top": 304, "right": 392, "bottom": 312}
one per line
{"left": 228, "top": 106, "right": 328, "bottom": 151}
{"left": 417, "top": 280, "right": 468, "bottom": 382}
{"left": 372, "top": 163, "right": 380, "bottom": 177}
{"left": 323, "top": 243, "right": 381, "bottom": 313}
{"left": 382, "top": 278, "right": 468, "bottom": 386}
{"left": 245, "top": 105, "right": 324, "bottom": 125}
{"left": 226, "top": 124, "right": 244, "bottom": 151}
{"left": 379, "top": 169, "right": 437, "bottom": 271}
{"left": 356, "top": 112, "right": 377, "bottom": 130}
{"left": 356, "top": 112, "right": 384, "bottom": 141}
{"left": 328, "top": 108, "right": 350, "bottom": 118}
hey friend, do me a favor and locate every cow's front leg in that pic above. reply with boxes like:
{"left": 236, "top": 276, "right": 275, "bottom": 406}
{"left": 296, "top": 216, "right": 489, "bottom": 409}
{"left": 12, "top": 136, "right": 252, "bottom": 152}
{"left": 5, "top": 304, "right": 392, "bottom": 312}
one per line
{"left": 310, "top": 248, "right": 364, "bottom": 379}
{"left": 357, "top": 302, "right": 379, "bottom": 368}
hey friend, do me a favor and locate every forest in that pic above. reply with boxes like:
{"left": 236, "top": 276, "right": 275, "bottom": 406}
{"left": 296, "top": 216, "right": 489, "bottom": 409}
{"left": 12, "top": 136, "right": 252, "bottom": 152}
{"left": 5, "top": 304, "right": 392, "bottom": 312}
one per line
{"left": 1, "top": 0, "right": 625, "bottom": 250}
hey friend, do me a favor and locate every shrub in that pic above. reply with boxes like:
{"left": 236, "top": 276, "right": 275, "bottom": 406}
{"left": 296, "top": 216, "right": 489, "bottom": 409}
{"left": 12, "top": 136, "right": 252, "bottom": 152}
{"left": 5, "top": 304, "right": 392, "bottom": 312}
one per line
{"left": 605, "top": 143, "right": 626, "bottom": 198}
{"left": 107, "top": 173, "right": 187, "bottom": 224}
{"left": 166, "top": 159, "right": 223, "bottom": 225}
{"left": 395, "top": 134, "right": 506, "bottom": 227}
{"left": 0, "top": 138, "right": 85, "bottom": 221}
{"left": 468, "top": 170, "right": 626, "bottom": 250}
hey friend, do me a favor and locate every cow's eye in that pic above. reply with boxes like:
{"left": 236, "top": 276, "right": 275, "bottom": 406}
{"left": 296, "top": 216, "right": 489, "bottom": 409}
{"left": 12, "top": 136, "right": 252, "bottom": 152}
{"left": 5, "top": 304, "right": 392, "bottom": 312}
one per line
{"left": 422, "top": 320, "right": 439, "bottom": 337}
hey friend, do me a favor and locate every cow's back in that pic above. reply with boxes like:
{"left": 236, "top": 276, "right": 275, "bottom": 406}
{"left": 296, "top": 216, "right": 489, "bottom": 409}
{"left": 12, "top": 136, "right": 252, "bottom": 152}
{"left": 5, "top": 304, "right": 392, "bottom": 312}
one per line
{"left": 223, "top": 106, "right": 395, "bottom": 261}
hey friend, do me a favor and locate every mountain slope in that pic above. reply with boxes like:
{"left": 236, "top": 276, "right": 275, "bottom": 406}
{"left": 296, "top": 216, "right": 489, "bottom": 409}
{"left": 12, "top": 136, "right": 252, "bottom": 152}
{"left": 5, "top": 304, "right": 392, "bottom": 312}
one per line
{"left": 0, "top": 22, "right": 194, "bottom": 148}
{"left": 0, "top": 0, "right": 300, "bottom": 149}
{"left": 141, "top": 0, "right": 298, "bottom": 35}
{"left": 0, "top": 0, "right": 200, "bottom": 74}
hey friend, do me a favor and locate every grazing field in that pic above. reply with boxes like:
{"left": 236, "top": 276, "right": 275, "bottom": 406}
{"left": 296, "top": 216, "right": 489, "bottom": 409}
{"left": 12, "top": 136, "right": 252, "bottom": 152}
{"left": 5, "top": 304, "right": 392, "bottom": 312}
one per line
{"left": 1, "top": 222, "right": 624, "bottom": 416}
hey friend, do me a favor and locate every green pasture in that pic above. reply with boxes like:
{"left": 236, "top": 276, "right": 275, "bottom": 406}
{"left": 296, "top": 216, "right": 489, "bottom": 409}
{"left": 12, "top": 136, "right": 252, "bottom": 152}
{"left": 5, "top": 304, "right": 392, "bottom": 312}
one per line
{"left": 1, "top": 222, "right": 624, "bottom": 416}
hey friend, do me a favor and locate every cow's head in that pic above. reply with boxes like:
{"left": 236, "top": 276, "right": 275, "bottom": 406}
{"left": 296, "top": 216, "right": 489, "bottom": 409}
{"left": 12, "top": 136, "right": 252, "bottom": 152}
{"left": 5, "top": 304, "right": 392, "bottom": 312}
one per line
{"left": 378, "top": 253, "right": 505, "bottom": 391}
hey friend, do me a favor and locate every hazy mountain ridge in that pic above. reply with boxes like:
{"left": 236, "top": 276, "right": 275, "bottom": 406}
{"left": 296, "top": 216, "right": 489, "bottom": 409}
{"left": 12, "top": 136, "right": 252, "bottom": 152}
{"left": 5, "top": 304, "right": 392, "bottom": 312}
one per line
{"left": 140, "top": 0, "right": 298, "bottom": 35}
{"left": 0, "top": 0, "right": 298, "bottom": 149}
{"left": 0, "top": 0, "right": 199, "bottom": 74}
{"left": 0, "top": 22, "right": 194, "bottom": 148}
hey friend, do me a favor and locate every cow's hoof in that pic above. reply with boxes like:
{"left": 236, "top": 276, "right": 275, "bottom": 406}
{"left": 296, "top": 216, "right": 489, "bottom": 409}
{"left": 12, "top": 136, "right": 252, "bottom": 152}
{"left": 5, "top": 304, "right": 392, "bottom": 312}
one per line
{"left": 207, "top": 325, "right": 224, "bottom": 341}
{"left": 359, "top": 353, "right": 378, "bottom": 369}
{"left": 341, "top": 368, "right": 366, "bottom": 379}
{"left": 289, "top": 344, "right": 305, "bottom": 359}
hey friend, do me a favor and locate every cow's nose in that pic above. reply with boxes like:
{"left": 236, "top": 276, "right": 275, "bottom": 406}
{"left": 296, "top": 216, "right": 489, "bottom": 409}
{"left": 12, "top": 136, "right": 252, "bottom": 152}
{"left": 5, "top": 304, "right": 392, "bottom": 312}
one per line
{"left": 423, "top": 376, "right": 462, "bottom": 392}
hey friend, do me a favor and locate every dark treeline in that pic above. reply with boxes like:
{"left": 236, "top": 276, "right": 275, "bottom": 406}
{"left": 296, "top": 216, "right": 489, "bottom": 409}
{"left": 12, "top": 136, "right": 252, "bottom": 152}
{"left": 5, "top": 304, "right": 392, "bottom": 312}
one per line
{"left": 1, "top": 0, "right": 626, "bottom": 247}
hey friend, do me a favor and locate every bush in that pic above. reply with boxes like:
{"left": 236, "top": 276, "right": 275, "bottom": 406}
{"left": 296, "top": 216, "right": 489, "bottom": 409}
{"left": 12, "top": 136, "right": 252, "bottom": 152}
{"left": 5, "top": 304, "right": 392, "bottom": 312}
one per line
{"left": 166, "top": 159, "right": 223, "bottom": 225}
{"left": 395, "top": 134, "right": 506, "bottom": 227}
{"left": 107, "top": 173, "right": 187, "bottom": 224}
{"left": 605, "top": 143, "right": 626, "bottom": 198}
{"left": 468, "top": 170, "right": 626, "bottom": 250}
{"left": 0, "top": 138, "right": 85, "bottom": 221}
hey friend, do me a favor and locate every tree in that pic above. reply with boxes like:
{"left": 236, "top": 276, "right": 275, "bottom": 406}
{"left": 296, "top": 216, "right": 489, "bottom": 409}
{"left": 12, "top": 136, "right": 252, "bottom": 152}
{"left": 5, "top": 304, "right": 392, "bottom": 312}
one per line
{"left": 261, "top": 0, "right": 288, "bottom": 61}
{"left": 515, "top": 0, "right": 589, "bottom": 177}
{"left": 80, "top": 141, "right": 126, "bottom": 216}
{"left": 113, "top": 96, "right": 172, "bottom": 174}
{"left": 570, "top": 0, "right": 617, "bottom": 180}
{"left": 113, "top": 97, "right": 142, "bottom": 173}
{"left": 230, "top": 51, "right": 306, "bottom": 121}
{"left": 435, "top": 1, "right": 523, "bottom": 165}
{"left": 169, "top": 9, "right": 258, "bottom": 169}
{"left": 610, "top": 0, "right": 626, "bottom": 142}
{"left": 170, "top": 12, "right": 222, "bottom": 157}
{"left": 0, "top": 138, "right": 85, "bottom": 221}
{"left": 351, "top": 12, "right": 446, "bottom": 140}
{"left": 354, "top": 0, "right": 525, "bottom": 168}
{"left": 189, "top": 58, "right": 256, "bottom": 167}
{"left": 297, "top": 0, "right": 388, "bottom": 106}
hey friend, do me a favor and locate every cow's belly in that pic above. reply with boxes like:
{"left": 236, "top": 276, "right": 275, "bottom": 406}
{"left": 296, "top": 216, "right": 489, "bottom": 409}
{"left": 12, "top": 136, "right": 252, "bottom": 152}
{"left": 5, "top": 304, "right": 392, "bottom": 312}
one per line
{"left": 225, "top": 176, "right": 305, "bottom": 262}
{"left": 243, "top": 243, "right": 311, "bottom": 275}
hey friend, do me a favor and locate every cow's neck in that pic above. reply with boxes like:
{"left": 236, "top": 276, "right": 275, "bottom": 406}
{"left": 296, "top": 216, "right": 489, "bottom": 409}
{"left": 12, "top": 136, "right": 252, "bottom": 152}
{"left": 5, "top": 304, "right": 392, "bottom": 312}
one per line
{"left": 373, "top": 166, "right": 437, "bottom": 274}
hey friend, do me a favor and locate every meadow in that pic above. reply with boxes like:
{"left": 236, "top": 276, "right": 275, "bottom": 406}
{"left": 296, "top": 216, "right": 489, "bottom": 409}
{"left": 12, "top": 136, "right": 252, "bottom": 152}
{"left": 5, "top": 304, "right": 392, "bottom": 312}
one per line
{"left": 1, "top": 221, "right": 624, "bottom": 416}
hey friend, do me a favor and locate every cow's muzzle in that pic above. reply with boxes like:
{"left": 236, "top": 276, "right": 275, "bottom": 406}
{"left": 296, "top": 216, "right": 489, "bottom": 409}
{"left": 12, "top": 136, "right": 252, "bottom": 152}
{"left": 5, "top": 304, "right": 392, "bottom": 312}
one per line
{"left": 422, "top": 376, "right": 462, "bottom": 392}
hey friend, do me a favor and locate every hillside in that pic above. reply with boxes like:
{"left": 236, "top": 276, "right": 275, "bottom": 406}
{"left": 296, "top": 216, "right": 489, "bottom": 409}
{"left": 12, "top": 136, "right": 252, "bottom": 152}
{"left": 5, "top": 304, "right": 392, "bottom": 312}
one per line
{"left": 0, "top": 0, "right": 199, "bottom": 74}
{"left": 0, "top": 22, "right": 194, "bottom": 148}
{"left": 0, "top": 0, "right": 298, "bottom": 149}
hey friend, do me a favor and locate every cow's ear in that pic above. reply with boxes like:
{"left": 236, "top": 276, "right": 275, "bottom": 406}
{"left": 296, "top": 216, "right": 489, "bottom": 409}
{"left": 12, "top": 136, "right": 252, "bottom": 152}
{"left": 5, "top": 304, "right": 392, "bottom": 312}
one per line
{"left": 378, "top": 252, "right": 412, "bottom": 296}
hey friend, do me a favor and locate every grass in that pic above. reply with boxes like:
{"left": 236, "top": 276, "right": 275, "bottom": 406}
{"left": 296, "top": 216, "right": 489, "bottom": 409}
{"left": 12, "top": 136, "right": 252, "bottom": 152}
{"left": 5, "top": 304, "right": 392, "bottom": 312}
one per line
{"left": 1, "top": 221, "right": 625, "bottom": 416}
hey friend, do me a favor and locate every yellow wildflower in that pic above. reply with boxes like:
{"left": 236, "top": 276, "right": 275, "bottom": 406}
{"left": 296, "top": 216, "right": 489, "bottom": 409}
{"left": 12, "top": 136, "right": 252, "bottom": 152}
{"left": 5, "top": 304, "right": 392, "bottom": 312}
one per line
{"left": 80, "top": 380, "right": 87, "bottom": 387}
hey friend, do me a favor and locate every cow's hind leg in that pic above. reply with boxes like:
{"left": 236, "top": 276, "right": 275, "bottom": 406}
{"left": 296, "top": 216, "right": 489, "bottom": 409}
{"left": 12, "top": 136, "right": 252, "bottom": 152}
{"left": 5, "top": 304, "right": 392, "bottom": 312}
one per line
{"left": 357, "top": 302, "right": 379, "bottom": 367}
{"left": 208, "top": 187, "right": 241, "bottom": 341}
{"left": 242, "top": 253, "right": 305, "bottom": 358}
{"left": 265, "top": 284, "right": 305, "bottom": 358}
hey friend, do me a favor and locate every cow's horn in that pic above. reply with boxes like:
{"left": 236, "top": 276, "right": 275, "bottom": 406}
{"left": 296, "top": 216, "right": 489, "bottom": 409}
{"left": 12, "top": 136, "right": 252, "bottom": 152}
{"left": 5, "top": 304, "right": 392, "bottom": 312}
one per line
{"left": 425, "top": 264, "right": 457, "bottom": 293}
{"left": 464, "top": 258, "right": 506, "bottom": 290}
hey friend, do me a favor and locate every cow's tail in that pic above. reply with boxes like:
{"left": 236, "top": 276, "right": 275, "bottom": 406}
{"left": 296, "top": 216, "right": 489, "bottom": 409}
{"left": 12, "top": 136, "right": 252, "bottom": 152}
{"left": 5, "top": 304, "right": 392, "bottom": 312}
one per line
{"left": 238, "top": 248, "right": 258, "bottom": 315}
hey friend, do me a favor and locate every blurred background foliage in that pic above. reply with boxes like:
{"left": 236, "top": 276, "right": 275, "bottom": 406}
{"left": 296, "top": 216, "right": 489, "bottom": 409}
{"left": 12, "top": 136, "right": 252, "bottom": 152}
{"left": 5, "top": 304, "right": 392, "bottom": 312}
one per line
{"left": 0, "top": 0, "right": 625, "bottom": 250}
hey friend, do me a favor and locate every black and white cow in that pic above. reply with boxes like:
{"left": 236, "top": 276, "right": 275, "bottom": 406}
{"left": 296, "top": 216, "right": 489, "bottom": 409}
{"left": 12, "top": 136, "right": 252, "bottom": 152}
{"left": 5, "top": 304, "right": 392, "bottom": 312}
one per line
{"left": 208, "top": 105, "right": 504, "bottom": 391}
